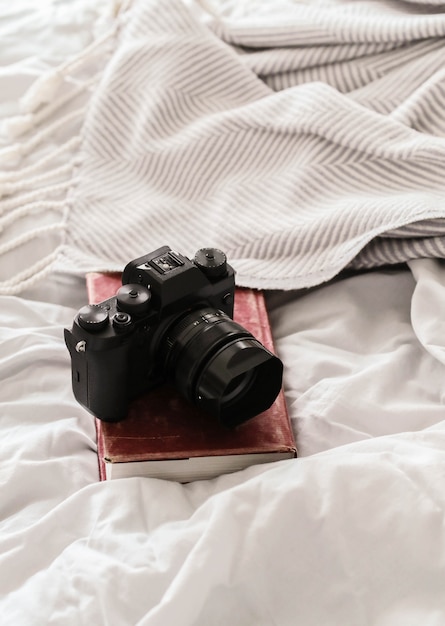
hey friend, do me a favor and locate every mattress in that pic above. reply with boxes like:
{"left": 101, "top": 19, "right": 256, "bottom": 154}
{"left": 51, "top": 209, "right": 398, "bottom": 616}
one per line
{"left": 2, "top": 1, "right": 445, "bottom": 624}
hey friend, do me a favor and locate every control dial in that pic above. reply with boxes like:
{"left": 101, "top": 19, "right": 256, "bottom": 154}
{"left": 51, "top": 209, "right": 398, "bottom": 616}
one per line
{"left": 194, "top": 248, "right": 227, "bottom": 279}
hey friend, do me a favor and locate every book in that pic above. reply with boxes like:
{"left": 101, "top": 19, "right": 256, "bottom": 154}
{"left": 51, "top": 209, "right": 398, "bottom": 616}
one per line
{"left": 87, "top": 272, "right": 296, "bottom": 482}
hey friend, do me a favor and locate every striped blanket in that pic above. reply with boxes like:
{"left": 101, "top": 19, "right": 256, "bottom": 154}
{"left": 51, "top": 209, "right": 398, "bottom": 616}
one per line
{"left": 2, "top": 0, "right": 445, "bottom": 292}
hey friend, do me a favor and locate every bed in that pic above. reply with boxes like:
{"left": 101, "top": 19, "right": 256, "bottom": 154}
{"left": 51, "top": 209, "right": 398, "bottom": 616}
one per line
{"left": 2, "top": 1, "right": 445, "bottom": 624}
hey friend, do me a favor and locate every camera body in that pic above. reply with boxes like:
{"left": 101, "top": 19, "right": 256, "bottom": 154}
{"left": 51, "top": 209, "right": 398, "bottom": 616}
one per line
{"left": 65, "top": 246, "right": 283, "bottom": 426}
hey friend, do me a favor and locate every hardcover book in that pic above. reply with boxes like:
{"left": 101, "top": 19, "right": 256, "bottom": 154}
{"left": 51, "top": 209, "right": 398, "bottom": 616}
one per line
{"left": 87, "top": 272, "right": 296, "bottom": 482}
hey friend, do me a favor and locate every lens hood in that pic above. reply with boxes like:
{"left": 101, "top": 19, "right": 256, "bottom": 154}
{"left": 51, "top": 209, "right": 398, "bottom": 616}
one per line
{"left": 161, "top": 308, "right": 283, "bottom": 426}
{"left": 195, "top": 338, "right": 283, "bottom": 426}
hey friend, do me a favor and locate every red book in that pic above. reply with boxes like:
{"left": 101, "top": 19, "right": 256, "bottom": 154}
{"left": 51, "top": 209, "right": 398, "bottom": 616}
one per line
{"left": 87, "top": 272, "right": 296, "bottom": 482}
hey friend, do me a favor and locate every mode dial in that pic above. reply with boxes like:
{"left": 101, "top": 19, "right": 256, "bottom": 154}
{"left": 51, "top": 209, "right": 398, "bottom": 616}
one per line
{"left": 116, "top": 284, "right": 151, "bottom": 316}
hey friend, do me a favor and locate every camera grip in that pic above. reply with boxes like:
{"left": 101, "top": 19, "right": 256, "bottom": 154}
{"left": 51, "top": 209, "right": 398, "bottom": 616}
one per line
{"left": 86, "top": 345, "right": 131, "bottom": 422}
{"left": 65, "top": 322, "right": 132, "bottom": 423}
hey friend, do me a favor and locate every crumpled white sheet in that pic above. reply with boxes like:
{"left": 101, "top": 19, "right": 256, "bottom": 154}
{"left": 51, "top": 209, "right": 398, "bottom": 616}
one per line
{"left": 4, "top": 427, "right": 445, "bottom": 626}
{"left": 2, "top": 260, "right": 445, "bottom": 625}
{"left": 270, "top": 261, "right": 445, "bottom": 456}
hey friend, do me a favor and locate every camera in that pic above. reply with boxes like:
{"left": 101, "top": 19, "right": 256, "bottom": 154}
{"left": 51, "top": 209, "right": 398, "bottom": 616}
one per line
{"left": 64, "top": 246, "right": 283, "bottom": 427}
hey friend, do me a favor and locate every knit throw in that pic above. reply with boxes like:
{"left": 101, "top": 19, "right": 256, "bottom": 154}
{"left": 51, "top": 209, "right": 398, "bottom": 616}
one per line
{"left": 3, "top": 0, "right": 445, "bottom": 293}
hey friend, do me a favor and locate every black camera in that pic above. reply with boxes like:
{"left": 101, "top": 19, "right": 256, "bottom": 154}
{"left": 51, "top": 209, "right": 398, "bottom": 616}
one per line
{"left": 64, "top": 246, "right": 283, "bottom": 427}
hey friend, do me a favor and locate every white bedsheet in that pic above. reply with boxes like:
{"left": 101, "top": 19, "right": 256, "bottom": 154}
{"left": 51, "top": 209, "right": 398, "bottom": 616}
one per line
{"left": 3, "top": 267, "right": 445, "bottom": 624}
{"left": 2, "top": 1, "right": 445, "bottom": 625}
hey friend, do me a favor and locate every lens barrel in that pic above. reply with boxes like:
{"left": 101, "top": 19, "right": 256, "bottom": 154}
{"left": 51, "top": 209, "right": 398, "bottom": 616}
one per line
{"left": 161, "top": 308, "right": 283, "bottom": 426}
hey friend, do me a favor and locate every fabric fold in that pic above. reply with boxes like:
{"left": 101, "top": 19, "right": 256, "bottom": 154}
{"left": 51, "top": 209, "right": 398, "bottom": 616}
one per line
{"left": 58, "top": 0, "right": 445, "bottom": 289}
{"left": 2, "top": 0, "right": 445, "bottom": 292}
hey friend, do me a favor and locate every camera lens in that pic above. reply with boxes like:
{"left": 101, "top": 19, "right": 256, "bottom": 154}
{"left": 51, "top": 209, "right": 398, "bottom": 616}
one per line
{"left": 222, "top": 370, "right": 255, "bottom": 404}
{"left": 161, "top": 308, "right": 283, "bottom": 426}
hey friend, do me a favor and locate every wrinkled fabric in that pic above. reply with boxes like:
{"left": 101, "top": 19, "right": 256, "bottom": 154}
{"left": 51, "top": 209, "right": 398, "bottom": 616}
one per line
{"left": 2, "top": 277, "right": 445, "bottom": 625}
{"left": 61, "top": 0, "right": 445, "bottom": 289}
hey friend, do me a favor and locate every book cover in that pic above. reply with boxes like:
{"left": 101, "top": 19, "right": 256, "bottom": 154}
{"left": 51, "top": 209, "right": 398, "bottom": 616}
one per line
{"left": 87, "top": 272, "right": 296, "bottom": 482}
